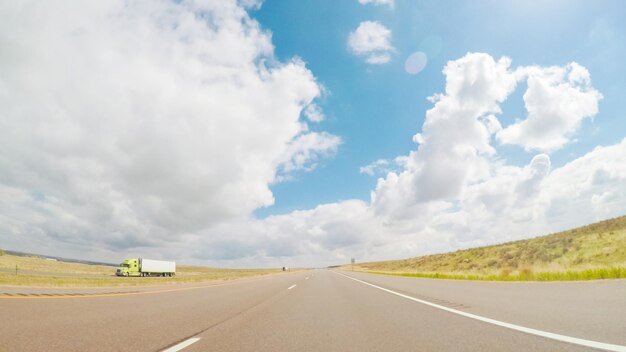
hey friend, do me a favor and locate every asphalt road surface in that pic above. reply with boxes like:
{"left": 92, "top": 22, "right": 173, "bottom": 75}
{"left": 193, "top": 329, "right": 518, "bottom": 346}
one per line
{"left": 1, "top": 270, "right": 625, "bottom": 351}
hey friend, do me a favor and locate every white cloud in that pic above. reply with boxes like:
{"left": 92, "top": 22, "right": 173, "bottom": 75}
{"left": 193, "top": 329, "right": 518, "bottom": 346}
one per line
{"left": 360, "top": 159, "right": 390, "bottom": 176}
{"left": 357, "top": 0, "right": 394, "bottom": 8}
{"left": 360, "top": 157, "right": 406, "bottom": 177}
{"left": 348, "top": 21, "right": 394, "bottom": 65}
{"left": 365, "top": 53, "right": 392, "bottom": 65}
{"left": 303, "top": 104, "right": 326, "bottom": 123}
{"left": 541, "top": 140, "right": 626, "bottom": 228}
{"left": 373, "top": 53, "right": 518, "bottom": 216}
{"left": 497, "top": 63, "right": 603, "bottom": 152}
{"left": 0, "top": 1, "right": 339, "bottom": 253}
{"left": 277, "top": 132, "right": 341, "bottom": 174}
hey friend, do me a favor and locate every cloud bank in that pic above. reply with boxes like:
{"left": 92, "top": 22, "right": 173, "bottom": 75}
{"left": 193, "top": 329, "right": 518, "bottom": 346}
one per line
{"left": 0, "top": 0, "right": 339, "bottom": 256}
{"left": 209, "top": 52, "right": 621, "bottom": 268}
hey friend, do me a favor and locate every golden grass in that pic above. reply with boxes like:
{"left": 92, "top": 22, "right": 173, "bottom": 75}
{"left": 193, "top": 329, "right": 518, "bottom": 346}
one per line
{"left": 345, "top": 215, "right": 626, "bottom": 281}
{"left": 0, "top": 254, "right": 113, "bottom": 275}
{"left": 0, "top": 254, "right": 283, "bottom": 287}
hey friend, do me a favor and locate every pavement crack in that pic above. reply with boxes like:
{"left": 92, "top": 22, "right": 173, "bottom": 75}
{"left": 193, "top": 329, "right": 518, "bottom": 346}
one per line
{"left": 156, "top": 288, "right": 290, "bottom": 352}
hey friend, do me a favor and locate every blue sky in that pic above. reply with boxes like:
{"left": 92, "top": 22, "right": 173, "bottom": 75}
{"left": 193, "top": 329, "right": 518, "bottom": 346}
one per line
{"left": 1, "top": 0, "right": 625, "bottom": 267}
{"left": 253, "top": 0, "right": 626, "bottom": 217}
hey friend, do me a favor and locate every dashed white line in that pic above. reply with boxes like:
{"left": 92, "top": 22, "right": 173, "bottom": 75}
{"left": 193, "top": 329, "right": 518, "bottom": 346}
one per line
{"left": 335, "top": 271, "right": 626, "bottom": 352}
{"left": 305, "top": 276, "right": 309, "bottom": 280}
{"left": 162, "top": 337, "right": 201, "bottom": 352}
{"left": 288, "top": 284, "right": 297, "bottom": 290}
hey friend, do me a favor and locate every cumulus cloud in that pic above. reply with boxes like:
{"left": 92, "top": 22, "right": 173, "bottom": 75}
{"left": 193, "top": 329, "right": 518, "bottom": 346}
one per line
{"left": 497, "top": 63, "right": 603, "bottom": 152}
{"left": 0, "top": 1, "right": 339, "bottom": 253}
{"left": 357, "top": 0, "right": 394, "bottom": 8}
{"left": 373, "top": 53, "right": 518, "bottom": 216}
{"left": 348, "top": 21, "right": 394, "bottom": 64}
{"left": 541, "top": 140, "right": 626, "bottom": 226}
{"left": 372, "top": 54, "right": 604, "bottom": 217}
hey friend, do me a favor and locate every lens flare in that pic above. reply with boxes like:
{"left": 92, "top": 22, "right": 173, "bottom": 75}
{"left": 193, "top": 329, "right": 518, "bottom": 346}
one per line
{"left": 404, "top": 52, "right": 428, "bottom": 75}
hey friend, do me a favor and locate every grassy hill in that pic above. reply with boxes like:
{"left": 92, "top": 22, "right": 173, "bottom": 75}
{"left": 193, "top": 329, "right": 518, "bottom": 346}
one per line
{"left": 0, "top": 251, "right": 283, "bottom": 287}
{"left": 346, "top": 215, "right": 626, "bottom": 281}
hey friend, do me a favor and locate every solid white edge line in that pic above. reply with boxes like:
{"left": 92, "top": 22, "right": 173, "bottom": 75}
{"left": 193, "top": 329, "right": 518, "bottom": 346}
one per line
{"left": 288, "top": 284, "right": 297, "bottom": 290}
{"left": 334, "top": 271, "right": 626, "bottom": 352}
{"left": 162, "top": 337, "right": 201, "bottom": 352}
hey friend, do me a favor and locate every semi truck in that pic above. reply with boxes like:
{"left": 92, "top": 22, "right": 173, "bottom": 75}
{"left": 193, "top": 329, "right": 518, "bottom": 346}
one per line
{"left": 116, "top": 258, "right": 176, "bottom": 277}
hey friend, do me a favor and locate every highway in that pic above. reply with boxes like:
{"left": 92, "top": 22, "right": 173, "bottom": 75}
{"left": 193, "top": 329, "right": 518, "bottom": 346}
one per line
{"left": 1, "top": 270, "right": 625, "bottom": 351}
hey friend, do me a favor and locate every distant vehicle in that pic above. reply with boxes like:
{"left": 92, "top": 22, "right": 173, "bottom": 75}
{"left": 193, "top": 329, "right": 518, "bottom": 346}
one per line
{"left": 116, "top": 258, "right": 176, "bottom": 277}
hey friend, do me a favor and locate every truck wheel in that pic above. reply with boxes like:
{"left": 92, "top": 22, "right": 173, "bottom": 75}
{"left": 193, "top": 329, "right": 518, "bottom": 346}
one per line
{"left": 124, "top": 272, "right": 129, "bottom": 277}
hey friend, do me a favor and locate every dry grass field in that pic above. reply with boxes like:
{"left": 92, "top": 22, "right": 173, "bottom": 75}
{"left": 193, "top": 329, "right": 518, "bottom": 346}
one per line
{"left": 0, "top": 252, "right": 283, "bottom": 287}
{"left": 345, "top": 215, "right": 626, "bottom": 281}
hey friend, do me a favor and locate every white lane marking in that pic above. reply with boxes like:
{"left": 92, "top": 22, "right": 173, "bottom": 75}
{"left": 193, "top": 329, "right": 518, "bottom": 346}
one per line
{"left": 162, "top": 337, "right": 201, "bottom": 352}
{"left": 288, "top": 284, "right": 297, "bottom": 290}
{"left": 334, "top": 271, "right": 626, "bottom": 352}
{"left": 305, "top": 276, "right": 309, "bottom": 280}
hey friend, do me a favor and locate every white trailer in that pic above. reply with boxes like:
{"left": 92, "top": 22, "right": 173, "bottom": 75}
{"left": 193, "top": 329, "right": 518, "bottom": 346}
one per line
{"left": 141, "top": 259, "right": 176, "bottom": 276}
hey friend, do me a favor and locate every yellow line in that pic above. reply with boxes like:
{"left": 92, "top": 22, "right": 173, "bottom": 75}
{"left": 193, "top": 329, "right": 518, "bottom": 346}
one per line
{"left": 0, "top": 283, "right": 231, "bottom": 299}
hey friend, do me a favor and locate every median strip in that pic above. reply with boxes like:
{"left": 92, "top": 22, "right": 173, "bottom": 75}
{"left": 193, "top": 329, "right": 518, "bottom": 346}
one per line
{"left": 0, "top": 273, "right": 295, "bottom": 300}
{"left": 335, "top": 271, "right": 626, "bottom": 352}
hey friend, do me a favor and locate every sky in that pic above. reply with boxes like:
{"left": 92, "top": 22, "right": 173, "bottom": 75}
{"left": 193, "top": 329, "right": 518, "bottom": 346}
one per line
{"left": 1, "top": 0, "right": 625, "bottom": 268}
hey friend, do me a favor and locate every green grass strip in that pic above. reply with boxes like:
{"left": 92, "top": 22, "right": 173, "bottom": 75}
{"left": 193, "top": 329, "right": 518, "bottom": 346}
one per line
{"left": 363, "top": 267, "right": 626, "bottom": 282}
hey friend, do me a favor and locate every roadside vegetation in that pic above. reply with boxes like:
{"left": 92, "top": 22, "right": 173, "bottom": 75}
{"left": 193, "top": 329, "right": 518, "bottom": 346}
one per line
{"left": 346, "top": 215, "right": 626, "bottom": 281}
{"left": 0, "top": 253, "right": 283, "bottom": 287}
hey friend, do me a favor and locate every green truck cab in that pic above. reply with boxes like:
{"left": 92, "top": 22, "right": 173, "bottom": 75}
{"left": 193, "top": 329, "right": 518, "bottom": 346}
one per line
{"left": 116, "top": 258, "right": 141, "bottom": 277}
{"left": 116, "top": 258, "right": 176, "bottom": 277}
